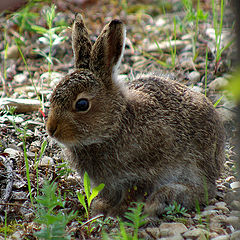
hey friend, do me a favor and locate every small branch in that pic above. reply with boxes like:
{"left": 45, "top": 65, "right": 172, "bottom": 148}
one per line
{"left": 0, "top": 203, "right": 33, "bottom": 211}
{"left": 0, "top": 156, "right": 13, "bottom": 212}
{"left": 80, "top": 214, "right": 104, "bottom": 229}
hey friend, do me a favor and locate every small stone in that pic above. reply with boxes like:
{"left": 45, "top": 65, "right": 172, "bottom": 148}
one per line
{"left": 216, "top": 108, "right": 235, "bottom": 123}
{"left": 0, "top": 115, "right": 25, "bottom": 124}
{"left": 180, "top": 59, "right": 194, "bottom": 69}
{"left": 13, "top": 73, "right": 28, "bottom": 84}
{"left": 230, "top": 182, "right": 240, "bottom": 190}
{"left": 230, "top": 200, "right": 240, "bottom": 210}
{"left": 159, "top": 223, "right": 187, "bottom": 237}
{"left": 11, "top": 191, "right": 27, "bottom": 200}
{"left": 212, "top": 235, "right": 230, "bottom": 240}
{"left": 214, "top": 202, "right": 230, "bottom": 213}
{"left": 183, "top": 228, "right": 209, "bottom": 239}
{"left": 188, "top": 71, "right": 201, "bottom": 83}
{"left": 226, "top": 176, "right": 235, "bottom": 183}
{"left": 204, "top": 205, "right": 216, "bottom": 211}
{"left": 10, "top": 231, "right": 23, "bottom": 239}
{"left": 147, "top": 40, "right": 190, "bottom": 52}
{"left": 208, "top": 77, "right": 228, "bottom": 91}
{"left": 190, "top": 86, "right": 203, "bottom": 93}
{"left": 145, "top": 227, "right": 160, "bottom": 238}
{"left": 225, "top": 216, "right": 240, "bottom": 229}
{"left": 159, "top": 236, "right": 184, "bottom": 240}
{"left": 231, "top": 230, "right": 240, "bottom": 240}
{"left": 40, "top": 72, "right": 64, "bottom": 88}
{"left": 215, "top": 202, "right": 227, "bottom": 208}
{"left": 6, "top": 45, "right": 20, "bottom": 59}
{"left": 39, "top": 156, "right": 54, "bottom": 167}
{"left": 0, "top": 98, "right": 41, "bottom": 113}
{"left": 4, "top": 148, "right": 21, "bottom": 158}
{"left": 155, "top": 17, "right": 166, "bottom": 27}
{"left": 201, "top": 209, "right": 218, "bottom": 217}
{"left": 212, "top": 215, "right": 227, "bottom": 222}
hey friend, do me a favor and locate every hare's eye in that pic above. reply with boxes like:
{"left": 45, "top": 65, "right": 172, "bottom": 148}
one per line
{"left": 75, "top": 98, "right": 89, "bottom": 112}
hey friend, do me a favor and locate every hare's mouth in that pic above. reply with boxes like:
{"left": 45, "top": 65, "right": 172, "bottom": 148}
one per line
{"left": 52, "top": 133, "right": 104, "bottom": 148}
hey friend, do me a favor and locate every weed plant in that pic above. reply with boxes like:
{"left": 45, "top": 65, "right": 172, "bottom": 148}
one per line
{"left": 11, "top": 1, "right": 39, "bottom": 36}
{"left": 32, "top": 4, "right": 68, "bottom": 77}
{"left": 211, "top": 0, "right": 234, "bottom": 69}
{"left": 103, "top": 202, "right": 147, "bottom": 240}
{"left": 34, "top": 180, "right": 77, "bottom": 240}
{"left": 181, "top": 0, "right": 208, "bottom": 61}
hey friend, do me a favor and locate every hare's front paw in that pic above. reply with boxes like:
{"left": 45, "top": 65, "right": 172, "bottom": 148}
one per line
{"left": 91, "top": 198, "right": 112, "bottom": 216}
{"left": 145, "top": 183, "right": 203, "bottom": 216}
{"left": 91, "top": 198, "right": 128, "bottom": 217}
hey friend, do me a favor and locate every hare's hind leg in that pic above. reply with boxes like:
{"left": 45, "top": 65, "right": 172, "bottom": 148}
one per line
{"left": 145, "top": 182, "right": 215, "bottom": 216}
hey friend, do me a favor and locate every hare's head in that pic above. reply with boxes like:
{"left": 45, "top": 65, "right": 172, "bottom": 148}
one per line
{"left": 46, "top": 14, "right": 126, "bottom": 147}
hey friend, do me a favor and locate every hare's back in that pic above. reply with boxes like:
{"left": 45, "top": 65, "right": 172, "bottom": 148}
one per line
{"left": 127, "top": 75, "right": 224, "bottom": 177}
{"left": 127, "top": 75, "right": 223, "bottom": 149}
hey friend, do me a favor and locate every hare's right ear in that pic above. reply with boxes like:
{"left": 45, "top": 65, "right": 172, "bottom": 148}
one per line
{"left": 90, "top": 19, "right": 126, "bottom": 87}
{"left": 72, "top": 14, "right": 92, "bottom": 69}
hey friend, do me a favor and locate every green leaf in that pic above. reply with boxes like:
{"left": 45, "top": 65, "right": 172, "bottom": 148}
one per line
{"left": 39, "top": 140, "right": 47, "bottom": 160}
{"left": 77, "top": 192, "right": 88, "bottom": 215}
{"left": 84, "top": 172, "right": 91, "bottom": 203}
{"left": 214, "top": 96, "right": 223, "bottom": 108}
{"left": 89, "top": 183, "right": 105, "bottom": 207}
{"left": 31, "top": 25, "right": 48, "bottom": 34}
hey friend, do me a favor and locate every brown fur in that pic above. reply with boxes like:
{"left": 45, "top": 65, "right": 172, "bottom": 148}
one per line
{"left": 46, "top": 14, "right": 225, "bottom": 216}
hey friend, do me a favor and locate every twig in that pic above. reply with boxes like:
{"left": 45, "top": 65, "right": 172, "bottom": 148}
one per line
{"left": 0, "top": 203, "right": 33, "bottom": 211}
{"left": 0, "top": 72, "right": 8, "bottom": 97}
{"left": 80, "top": 214, "right": 104, "bottom": 229}
{"left": 0, "top": 156, "right": 13, "bottom": 212}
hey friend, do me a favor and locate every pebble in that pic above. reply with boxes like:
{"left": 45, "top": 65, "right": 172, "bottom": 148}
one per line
{"left": 159, "top": 236, "right": 184, "bottom": 240}
{"left": 231, "top": 230, "right": 240, "bottom": 240}
{"left": 40, "top": 72, "right": 64, "bottom": 88}
{"left": 13, "top": 73, "right": 28, "bottom": 84}
{"left": 182, "top": 228, "right": 209, "bottom": 239}
{"left": 188, "top": 71, "right": 201, "bottom": 83}
{"left": 0, "top": 115, "right": 24, "bottom": 124}
{"left": 38, "top": 156, "right": 55, "bottom": 167}
{"left": 201, "top": 209, "right": 218, "bottom": 217}
{"left": 9, "top": 231, "right": 23, "bottom": 239}
{"left": 216, "top": 108, "right": 235, "bottom": 123}
{"left": 0, "top": 98, "right": 41, "bottom": 113}
{"left": 180, "top": 59, "right": 194, "bottom": 69}
{"left": 225, "top": 216, "right": 240, "bottom": 229}
{"left": 145, "top": 227, "right": 160, "bottom": 238}
{"left": 147, "top": 40, "right": 190, "bottom": 52}
{"left": 208, "top": 77, "right": 228, "bottom": 91}
{"left": 159, "top": 223, "right": 187, "bottom": 237}
{"left": 4, "top": 148, "right": 21, "bottom": 158}
{"left": 230, "top": 182, "right": 240, "bottom": 190}
{"left": 230, "top": 201, "right": 240, "bottom": 210}
{"left": 212, "top": 235, "right": 230, "bottom": 240}
{"left": 6, "top": 45, "right": 20, "bottom": 59}
{"left": 190, "top": 86, "right": 203, "bottom": 93}
{"left": 155, "top": 17, "right": 166, "bottom": 27}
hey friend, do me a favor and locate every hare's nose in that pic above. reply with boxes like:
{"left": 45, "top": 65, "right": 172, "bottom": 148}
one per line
{"left": 47, "top": 122, "right": 57, "bottom": 137}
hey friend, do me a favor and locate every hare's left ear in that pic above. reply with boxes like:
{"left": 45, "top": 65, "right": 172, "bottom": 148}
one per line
{"left": 90, "top": 19, "right": 126, "bottom": 86}
{"left": 72, "top": 14, "right": 92, "bottom": 69}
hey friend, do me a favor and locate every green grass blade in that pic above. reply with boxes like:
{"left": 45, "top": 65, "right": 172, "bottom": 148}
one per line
{"left": 89, "top": 183, "right": 105, "bottom": 207}
{"left": 84, "top": 172, "right": 91, "bottom": 205}
{"left": 77, "top": 192, "right": 88, "bottom": 219}
{"left": 214, "top": 96, "right": 223, "bottom": 108}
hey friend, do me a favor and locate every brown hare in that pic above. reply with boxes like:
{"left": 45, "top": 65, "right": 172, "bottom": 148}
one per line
{"left": 46, "top": 14, "right": 225, "bottom": 217}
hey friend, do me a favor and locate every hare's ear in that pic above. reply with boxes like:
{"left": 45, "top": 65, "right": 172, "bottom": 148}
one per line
{"left": 90, "top": 19, "right": 126, "bottom": 86}
{"left": 72, "top": 14, "right": 92, "bottom": 69}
